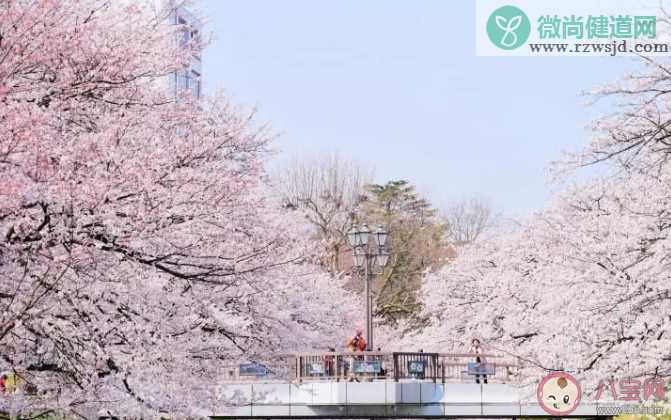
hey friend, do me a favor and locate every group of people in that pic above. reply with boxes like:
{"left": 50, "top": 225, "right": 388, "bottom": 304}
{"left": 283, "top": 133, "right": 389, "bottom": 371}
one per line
{"left": 315, "top": 329, "right": 382, "bottom": 381}
{"left": 329, "top": 329, "right": 488, "bottom": 384}
{"left": 320, "top": 329, "right": 369, "bottom": 375}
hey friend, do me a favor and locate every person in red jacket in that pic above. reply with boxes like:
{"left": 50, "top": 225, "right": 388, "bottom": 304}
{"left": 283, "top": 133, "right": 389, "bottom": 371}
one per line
{"left": 346, "top": 329, "right": 367, "bottom": 381}
{"left": 346, "top": 329, "right": 367, "bottom": 352}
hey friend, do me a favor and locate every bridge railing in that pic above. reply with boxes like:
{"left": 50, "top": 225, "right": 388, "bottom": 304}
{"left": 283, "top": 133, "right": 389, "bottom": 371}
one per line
{"left": 392, "top": 352, "right": 440, "bottom": 382}
{"left": 438, "top": 353, "right": 521, "bottom": 383}
{"left": 287, "top": 351, "right": 522, "bottom": 384}
{"left": 291, "top": 351, "right": 392, "bottom": 382}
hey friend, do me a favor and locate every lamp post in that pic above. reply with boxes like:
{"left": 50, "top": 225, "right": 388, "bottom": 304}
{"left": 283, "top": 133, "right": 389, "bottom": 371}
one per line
{"left": 346, "top": 224, "right": 390, "bottom": 351}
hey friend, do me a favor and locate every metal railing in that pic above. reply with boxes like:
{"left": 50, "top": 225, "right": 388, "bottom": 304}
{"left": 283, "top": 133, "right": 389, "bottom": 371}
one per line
{"left": 439, "top": 353, "right": 521, "bottom": 383}
{"left": 393, "top": 352, "right": 440, "bottom": 382}
{"left": 291, "top": 351, "right": 392, "bottom": 382}
{"left": 283, "top": 351, "right": 522, "bottom": 384}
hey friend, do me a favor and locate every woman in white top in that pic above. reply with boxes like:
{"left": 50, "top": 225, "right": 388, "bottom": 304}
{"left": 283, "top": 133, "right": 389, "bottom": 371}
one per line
{"left": 468, "top": 338, "right": 488, "bottom": 384}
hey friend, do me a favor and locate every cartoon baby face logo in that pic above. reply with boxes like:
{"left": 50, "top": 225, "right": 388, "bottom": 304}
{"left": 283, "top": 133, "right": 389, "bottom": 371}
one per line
{"left": 537, "top": 372, "right": 582, "bottom": 416}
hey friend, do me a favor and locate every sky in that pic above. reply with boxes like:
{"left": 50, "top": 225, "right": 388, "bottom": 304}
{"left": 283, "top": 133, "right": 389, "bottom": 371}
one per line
{"left": 197, "top": 0, "right": 641, "bottom": 216}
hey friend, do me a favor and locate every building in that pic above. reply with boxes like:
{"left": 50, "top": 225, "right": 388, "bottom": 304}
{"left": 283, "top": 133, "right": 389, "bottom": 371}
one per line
{"left": 171, "top": 4, "right": 202, "bottom": 99}
{"left": 143, "top": 0, "right": 203, "bottom": 98}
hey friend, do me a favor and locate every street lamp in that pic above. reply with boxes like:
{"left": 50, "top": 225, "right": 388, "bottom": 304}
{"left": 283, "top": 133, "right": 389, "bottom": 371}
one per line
{"left": 374, "top": 224, "right": 389, "bottom": 248}
{"left": 346, "top": 223, "right": 390, "bottom": 350}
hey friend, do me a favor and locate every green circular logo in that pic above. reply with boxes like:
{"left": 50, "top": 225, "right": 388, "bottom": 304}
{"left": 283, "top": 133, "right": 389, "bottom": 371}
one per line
{"left": 486, "top": 5, "right": 530, "bottom": 50}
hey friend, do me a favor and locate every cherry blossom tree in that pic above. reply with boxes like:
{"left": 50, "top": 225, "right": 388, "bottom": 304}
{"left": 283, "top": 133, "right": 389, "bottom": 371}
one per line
{"left": 0, "top": 1, "right": 357, "bottom": 417}
{"left": 418, "top": 59, "right": 671, "bottom": 394}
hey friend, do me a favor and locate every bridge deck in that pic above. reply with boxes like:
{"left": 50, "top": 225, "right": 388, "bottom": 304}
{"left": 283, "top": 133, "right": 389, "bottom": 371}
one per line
{"left": 215, "top": 381, "right": 606, "bottom": 418}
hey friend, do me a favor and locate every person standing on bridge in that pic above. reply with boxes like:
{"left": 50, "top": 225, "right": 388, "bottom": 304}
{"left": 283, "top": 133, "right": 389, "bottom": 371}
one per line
{"left": 469, "top": 338, "right": 488, "bottom": 384}
{"left": 347, "top": 329, "right": 367, "bottom": 352}
{"left": 346, "top": 329, "right": 367, "bottom": 381}
{"left": 323, "top": 347, "right": 336, "bottom": 377}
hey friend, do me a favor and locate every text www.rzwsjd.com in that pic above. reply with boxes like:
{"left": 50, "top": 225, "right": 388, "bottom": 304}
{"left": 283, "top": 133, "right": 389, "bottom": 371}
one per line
{"left": 529, "top": 40, "right": 670, "bottom": 55}
{"left": 596, "top": 405, "right": 667, "bottom": 416}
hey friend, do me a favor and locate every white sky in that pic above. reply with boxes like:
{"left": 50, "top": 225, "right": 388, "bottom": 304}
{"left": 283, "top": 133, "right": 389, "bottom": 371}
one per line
{"left": 198, "top": 0, "right": 649, "bottom": 216}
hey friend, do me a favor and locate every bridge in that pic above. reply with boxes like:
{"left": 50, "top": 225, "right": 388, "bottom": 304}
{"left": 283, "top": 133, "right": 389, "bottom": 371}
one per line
{"left": 214, "top": 351, "right": 613, "bottom": 419}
